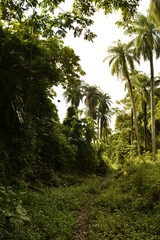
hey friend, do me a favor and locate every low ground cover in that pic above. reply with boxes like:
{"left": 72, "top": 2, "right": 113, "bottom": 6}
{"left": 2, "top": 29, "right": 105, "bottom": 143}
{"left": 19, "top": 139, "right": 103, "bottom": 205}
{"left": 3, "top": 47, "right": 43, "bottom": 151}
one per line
{"left": 88, "top": 159, "right": 160, "bottom": 239}
{"left": 2, "top": 159, "right": 160, "bottom": 240}
{"left": 0, "top": 176, "right": 101, "bottom": 240}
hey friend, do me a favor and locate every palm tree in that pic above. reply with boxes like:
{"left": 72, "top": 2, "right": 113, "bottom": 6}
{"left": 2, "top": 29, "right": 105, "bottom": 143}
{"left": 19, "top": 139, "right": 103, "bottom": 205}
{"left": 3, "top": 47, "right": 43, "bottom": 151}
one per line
{"left": 132, "top": 71, "right": 160, "bottom": 151}
{"left": 63, "top": 79, "right": 84, "bottom": 109}
{"left": 131, "top": 72, "right": 150, "bottom": 152}
{"left": 105, "top": 39, "right": 141, "bottom": 155}
{"left": 98, "top": 92, "right": 112, "bottom": 139}
{"left": 84, "top": 84, "right": 101, "bottom": 119}
{"left": 149, "top": 0, "right": 160, "bottom": 29}
{"left": 123, "top": 85, "right": 135, "bottom": 146}
{"left": 127, "top": 13, "right": 160, "bottom": 159}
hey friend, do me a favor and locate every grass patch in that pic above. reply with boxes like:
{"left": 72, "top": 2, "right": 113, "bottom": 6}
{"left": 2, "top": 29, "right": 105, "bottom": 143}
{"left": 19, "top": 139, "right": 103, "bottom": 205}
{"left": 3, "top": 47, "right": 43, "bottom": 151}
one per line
{"left": 88, "top": 160, "right": 160, "bottom": 239}
{"left": 1, "top": 176, "right": 101, "bottom": 240}
{"left": 3, "top": 160, "right": 160, "bottom": 239}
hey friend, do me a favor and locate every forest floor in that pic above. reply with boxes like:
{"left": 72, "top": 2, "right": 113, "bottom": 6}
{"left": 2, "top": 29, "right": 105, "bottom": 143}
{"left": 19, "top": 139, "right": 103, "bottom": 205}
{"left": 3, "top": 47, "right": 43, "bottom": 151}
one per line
{"left": 3, "top": 161, "right": 160, "bottom": 239}
{"left": 74, "top": 177, "right": 108, "bottom": 240}
{"left": 74, "top": 198, "right": 90, "bottom": 240}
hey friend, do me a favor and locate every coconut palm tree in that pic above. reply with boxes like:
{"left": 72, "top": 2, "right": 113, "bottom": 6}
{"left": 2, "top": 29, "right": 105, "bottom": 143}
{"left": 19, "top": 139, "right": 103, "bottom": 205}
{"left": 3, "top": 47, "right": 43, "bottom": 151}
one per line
{"left": 132, "top": 71, "right": 160, "bottom": 151}
{"left": 126, "top": 13, "right": 160, "bottom": 159}
{"left": 132, "top": 72, "right": 150, "bottom": 152}
{"left": 105, "top": 39, "right": 141, "bottom": 155}
{"left": 149, "top": 0, "right": 160, "bottom": 29}
{"left": 84, "top": 84, "right": 101, "bottom": 119}
{"left": 63, "top": 79, "right": 84, "bottom": 109}
{"left": 98, "top": 92, "right": 112, "bottom": 139}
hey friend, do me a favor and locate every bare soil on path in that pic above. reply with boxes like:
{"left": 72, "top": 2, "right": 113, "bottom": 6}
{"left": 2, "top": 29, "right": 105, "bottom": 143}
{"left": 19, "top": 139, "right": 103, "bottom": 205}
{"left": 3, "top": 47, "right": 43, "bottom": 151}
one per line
{"left": 74, "top": 177, "right": 107, "bottom": 240}
{"left": 74, "top": 200, "right": 90, "bottom": 240}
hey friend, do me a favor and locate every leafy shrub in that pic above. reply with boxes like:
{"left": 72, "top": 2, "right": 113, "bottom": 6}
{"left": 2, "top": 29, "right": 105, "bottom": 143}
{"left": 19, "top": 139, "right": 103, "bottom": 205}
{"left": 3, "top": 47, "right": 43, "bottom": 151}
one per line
{"left": 88, "top": 160, "right": 160, "bottom": 239}
{"left": 7, "top": 177, "right": 101, "bottom": 240}
{"left": 0, "top": 186, "right": 30, "bottom": 239}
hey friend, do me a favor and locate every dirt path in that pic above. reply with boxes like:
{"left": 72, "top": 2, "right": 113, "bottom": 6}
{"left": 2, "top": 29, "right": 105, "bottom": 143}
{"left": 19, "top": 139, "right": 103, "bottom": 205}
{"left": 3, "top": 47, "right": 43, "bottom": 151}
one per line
{"left": 74, "top": 200, "right": 90, "bottom": 240}
{"left": 74, "top": 177, "right": 108, "bottom": 240}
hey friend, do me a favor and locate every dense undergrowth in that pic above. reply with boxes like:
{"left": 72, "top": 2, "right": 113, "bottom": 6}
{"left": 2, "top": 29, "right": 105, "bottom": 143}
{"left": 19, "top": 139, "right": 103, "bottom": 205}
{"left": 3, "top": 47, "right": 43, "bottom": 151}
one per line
{"left": 0, "top": 176, "right": 102, "bottom": 240}
{"left": 2, "top": 157, "right": 160, "bottom": 239}
{"left": 89, "top": 158, "right": 160, "bottom": 239}
{"left": 1, "top": 1, "right": 160, "bottom": 239}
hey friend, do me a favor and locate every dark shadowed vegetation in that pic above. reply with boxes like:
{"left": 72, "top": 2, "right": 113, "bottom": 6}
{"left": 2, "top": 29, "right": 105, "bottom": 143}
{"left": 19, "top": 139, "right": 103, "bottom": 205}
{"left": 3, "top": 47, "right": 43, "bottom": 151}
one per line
{"left": 1, "top": 0, "right": 160, "bottom": 239}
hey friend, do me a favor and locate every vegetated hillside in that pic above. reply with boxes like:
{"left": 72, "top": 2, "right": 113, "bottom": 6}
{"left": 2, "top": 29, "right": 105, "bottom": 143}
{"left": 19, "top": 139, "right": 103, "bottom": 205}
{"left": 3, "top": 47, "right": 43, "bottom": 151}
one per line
{"left": 1, "top": 157, "right": 160, "bottom": 239}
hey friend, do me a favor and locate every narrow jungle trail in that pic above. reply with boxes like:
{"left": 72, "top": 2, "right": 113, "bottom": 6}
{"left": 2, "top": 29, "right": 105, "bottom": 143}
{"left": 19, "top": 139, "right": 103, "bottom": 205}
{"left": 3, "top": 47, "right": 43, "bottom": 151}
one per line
{"left": 8, "top": 163, "right": 160, "bottom": 240}
{"left": 74, "top": 178, "right": 108, "bottom": 240}
{"left": 73, "top": 166, "right": 160, "bottom": 240}
{"left": 74, "top": 200, "right": 90, "bottom": 240}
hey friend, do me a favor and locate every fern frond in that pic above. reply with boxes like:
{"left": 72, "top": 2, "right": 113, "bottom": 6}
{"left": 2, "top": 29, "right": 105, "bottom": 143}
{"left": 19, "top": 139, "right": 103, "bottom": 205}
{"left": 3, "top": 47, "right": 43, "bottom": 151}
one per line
{"left": 0, "top": 213, "right": 6, "bottom": 236}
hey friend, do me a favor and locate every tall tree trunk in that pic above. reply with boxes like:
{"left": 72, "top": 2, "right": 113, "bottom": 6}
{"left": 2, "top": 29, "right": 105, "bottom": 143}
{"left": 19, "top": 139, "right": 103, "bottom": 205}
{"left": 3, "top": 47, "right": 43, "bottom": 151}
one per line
{"left": 97, "top": 111, "right": 100, "bottom": 139}
{"left": 127, "top": 75, "right": 141, "bottom": 155}
{"left": 144, "top": 102, "right": 147, "bottom": 152}
{"left": 149, "top": 50, "right": 155, "bottom": 160}
{"left": 100, "top": 114, "right": 103, "bottom": 139}
{"left": 131, "top": 109, "right": 134, "bottom": 145}
{"left": 104, "top": 125, "right": 108, "bottom": 142}
{"left": 131, "top": 108, "right": 134, "bottom": 160}
{"left": 0, "top": 42, "right": 5, "bottom": 64}
{"left": 27, "top": 8, "right": 34, "bottom": 112}
{"left": 75, "top": 102, "right": 78, "bottom": 110}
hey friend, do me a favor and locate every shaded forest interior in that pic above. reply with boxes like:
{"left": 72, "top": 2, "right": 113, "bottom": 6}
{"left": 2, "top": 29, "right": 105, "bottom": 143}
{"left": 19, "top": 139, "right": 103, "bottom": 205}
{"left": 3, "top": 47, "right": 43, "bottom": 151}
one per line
{"left": 1, "top": 0, "right": 160, "bottom": 239}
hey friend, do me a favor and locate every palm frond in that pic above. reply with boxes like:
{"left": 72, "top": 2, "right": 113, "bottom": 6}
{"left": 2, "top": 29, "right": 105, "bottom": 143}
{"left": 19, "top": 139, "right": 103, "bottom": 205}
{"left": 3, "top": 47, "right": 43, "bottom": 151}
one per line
{"left": 108, "top": 56, "right": 117, "bottom": 67}
{"left": 111, "top": 58, "right": 120, "bottom": 76}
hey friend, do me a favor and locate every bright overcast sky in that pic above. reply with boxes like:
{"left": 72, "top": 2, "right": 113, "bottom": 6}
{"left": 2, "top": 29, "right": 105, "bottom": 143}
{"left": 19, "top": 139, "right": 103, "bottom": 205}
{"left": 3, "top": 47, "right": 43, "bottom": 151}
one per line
{"left": 54, "top": 0, "right": 158, "bottom": 128}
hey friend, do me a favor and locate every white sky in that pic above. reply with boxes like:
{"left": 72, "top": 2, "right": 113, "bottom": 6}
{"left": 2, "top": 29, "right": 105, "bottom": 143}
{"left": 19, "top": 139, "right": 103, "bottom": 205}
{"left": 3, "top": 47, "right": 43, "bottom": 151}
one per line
{"left": 54, "top": 0, "right": 159, "bottom": 128}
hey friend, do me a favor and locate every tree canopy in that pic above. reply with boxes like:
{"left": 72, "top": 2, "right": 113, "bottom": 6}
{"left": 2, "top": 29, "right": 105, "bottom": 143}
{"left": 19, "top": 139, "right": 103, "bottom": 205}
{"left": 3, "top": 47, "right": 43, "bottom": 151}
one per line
{"left": 2, "top": 1, "right": 160, "bottom": 238}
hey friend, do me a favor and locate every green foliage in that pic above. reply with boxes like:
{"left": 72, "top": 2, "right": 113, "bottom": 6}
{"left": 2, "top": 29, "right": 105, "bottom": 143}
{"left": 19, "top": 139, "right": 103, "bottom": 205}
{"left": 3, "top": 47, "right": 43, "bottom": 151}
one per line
{"left": 149, "top": 0, "right": 160, "bottom": 30}
{"left": 0, "top": 21, "right": 86, "bottom": 184}
{"left": 0, "top": 213, "right": 5, "bottom": 237}
{"left": 0, "top": 186, "right": 30, "bottom": 239}
{"left": 63, "top": 79, "right": 85, "bottom": 109}
{"left": 3, "top": 160, "right": 160, "bottom": 239}
{"left": 88, "top": 159, "right": 160, "bottom": 239}
{"left": 84, "top": 84, "right": 101, "bottom": 119}
{"left": 63, "top": 106, "right": 99, "bottom": 173}
{"left": 3, "top": 1, "right": 160, "bottom": 239}
{"left": 73, "top": 0, "right": 140, "bottom": 24}
{"left": 4, "top": 177, "right": 101, "bottom": 240}
{"left": 1, "top": 0, "right": 140, "bottom": 44}
{"left": 95, "top": 141, "right": 111, "bottom": 175}
{"left": 104, "top": 132, "right": 134, "bottom": 165}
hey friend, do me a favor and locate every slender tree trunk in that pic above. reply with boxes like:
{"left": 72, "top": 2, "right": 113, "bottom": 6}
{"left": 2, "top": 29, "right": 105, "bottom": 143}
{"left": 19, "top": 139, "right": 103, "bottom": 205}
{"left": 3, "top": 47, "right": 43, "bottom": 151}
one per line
{"left": 144, "top": 102, "right": 147, "bottom": 152}
{"left": 100, "top": 114, "right": 103, "bottom": 139}
{"left": 127, "top": 75, "right": 141, "bottom": 155}
{"left": 149, "top": 50, "right": 155, "bottom": 160}
{"left": 27, "top": 8, "right": 34, "bottom": 112}
{"left": 72, "top": 100, "right": 78, "bottom": 110}
{"left": 75, "top": 102, "right": 78, "bottom": 110}
{"left": 30, "top": 10, "right": 34, "bottom": 85}
{"left": 131, "top": 108, "right": 134, "bottom": 160}
{"left": 131, "top": 109, "right": 134, "bottom": 145}
{"left": 0, "top": 43, "right": 5, "bottom": 64}
{"left": 104, "top": 124, "right": 108, "bottom": 142}
{"left": 97, "top": 112, "right": 100, "bottom": 139}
